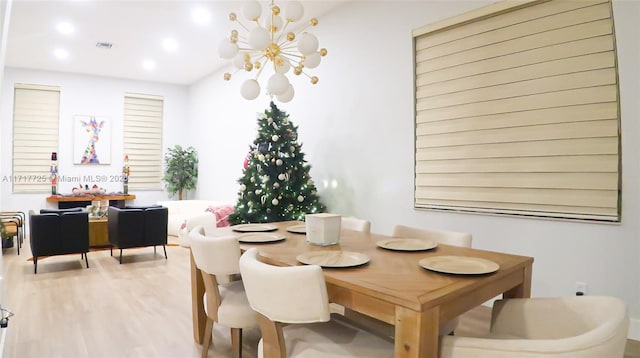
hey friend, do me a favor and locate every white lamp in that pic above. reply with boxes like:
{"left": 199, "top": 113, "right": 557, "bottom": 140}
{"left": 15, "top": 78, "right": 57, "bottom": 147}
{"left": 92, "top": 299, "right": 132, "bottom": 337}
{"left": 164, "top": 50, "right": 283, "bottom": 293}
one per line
{"left": 219, "top": 0, "right": 327, "bottom": 102}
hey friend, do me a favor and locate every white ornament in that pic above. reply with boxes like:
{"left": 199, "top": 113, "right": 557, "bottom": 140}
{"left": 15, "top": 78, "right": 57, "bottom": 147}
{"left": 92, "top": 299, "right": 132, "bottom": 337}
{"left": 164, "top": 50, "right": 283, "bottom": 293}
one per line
{"left": 272, "top": 198, "right": 279, "bottom": 205}
{"left": 273, "top": 182, "right": 280, "bottom": 188}
{"left": 261, "top": 195, "right": 267, "bottom": 205}
{"left": 258, "top": 154, "right": 265, "bottom": 161}
{"left": 255, "top": 189, "right": 261, "bottom": 195}
{"left": 250, "top": 177, "right": 255, "bottom": 183}
{"left": 268, "top": 118, "right": 273, "bottom": 124}
{"left": 248, "top": 201, "right": 254, "bottom": 207}
{"left": 276, "top": 159, "right": 283, "bottom": 166}
{"left": 297, "top": 195, "right": 304, "bottom": 202}
{"left": 272, "top": 135, "right": 279, "bottom": 142}
{"left": 278, "top": 173, "right": 286, "bottom": 181}
{"left": 239, "top": 184, "right": 246, "bottom": 191}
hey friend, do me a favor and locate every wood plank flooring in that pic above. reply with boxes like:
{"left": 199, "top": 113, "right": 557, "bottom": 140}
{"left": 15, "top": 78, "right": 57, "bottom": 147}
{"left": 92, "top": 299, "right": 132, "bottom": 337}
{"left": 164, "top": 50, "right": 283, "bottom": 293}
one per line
{"left": 0, "top": 237, "right": 638, "bottom": 357}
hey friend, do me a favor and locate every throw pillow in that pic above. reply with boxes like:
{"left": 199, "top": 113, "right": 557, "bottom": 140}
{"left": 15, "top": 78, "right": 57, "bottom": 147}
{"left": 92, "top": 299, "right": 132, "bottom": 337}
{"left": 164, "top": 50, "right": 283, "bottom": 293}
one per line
{"left": 205, "top": 205, "right": 234, "bottom": 227}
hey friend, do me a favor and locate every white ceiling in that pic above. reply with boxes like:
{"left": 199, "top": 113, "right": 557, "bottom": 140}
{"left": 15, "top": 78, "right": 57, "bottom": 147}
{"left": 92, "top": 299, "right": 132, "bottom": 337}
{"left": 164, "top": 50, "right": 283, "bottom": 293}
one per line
{"left": 5, "top": 0, "right": 342, "bottom": 86}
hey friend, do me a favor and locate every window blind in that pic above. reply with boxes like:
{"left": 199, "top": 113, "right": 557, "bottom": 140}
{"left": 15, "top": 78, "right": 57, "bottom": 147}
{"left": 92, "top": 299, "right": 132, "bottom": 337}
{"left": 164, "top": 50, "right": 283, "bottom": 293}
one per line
{"left": 12, "top": 84, "right": 60, "bottom": 193}
{"left": 123, "top": 93, "right": 163, "bottom": 190}
{"left": 413, "top": 0, "right": 620, "bottom": 222}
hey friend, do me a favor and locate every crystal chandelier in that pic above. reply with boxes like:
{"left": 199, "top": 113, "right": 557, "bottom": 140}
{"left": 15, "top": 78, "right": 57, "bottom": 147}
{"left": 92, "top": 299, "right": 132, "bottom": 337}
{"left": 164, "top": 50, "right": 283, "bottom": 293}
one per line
{"left": 218, "top": 1, "right": 327, "bottom": 102}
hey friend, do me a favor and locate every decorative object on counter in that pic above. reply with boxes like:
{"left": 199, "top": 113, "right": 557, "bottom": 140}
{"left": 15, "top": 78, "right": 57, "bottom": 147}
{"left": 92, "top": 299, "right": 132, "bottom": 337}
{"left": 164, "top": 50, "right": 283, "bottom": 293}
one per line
{"left": 162, "top": 145, "right": 198, "bottom": 200}
{"left": 50, "top": 152, "right": 58, "bottom": 195}
{"left": 71, "top": 184, "right": 106, "bottom": 196}
{"left": 122, "top": 154, "right": 130, "bottom": 194}
{"left": 218, "top": 0, "right": 327, "bottom": 102}
{"left": 229, "top": 102, "right": 326, "bottom": 224}
{"left": 86, "top": 200, "right": 109, "bottom": 218}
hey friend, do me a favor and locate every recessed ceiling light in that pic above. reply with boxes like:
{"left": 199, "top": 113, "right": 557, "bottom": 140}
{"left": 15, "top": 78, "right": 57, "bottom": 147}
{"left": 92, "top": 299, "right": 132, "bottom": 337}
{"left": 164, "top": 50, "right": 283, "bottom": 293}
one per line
{"left": 192, "top": 8, "right": 211, "bottom": 25}
{"left": 162, "top": 38, "right": 178, "bottom": 52}
{"left": 54, "top": 48, "right": 69, "bottom": 59}
{"left": 143, "top": 60, "right": 156, "bottom": 71}
{"left": 57, "top": 21, "right": 74, "bottom": 35}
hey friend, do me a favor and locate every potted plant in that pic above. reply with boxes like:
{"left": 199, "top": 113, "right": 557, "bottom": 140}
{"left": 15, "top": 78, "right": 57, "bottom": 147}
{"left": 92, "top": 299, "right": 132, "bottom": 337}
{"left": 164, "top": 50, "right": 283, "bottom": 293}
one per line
{"left": 162, "top": 145, "right": 198, "bottom": 200}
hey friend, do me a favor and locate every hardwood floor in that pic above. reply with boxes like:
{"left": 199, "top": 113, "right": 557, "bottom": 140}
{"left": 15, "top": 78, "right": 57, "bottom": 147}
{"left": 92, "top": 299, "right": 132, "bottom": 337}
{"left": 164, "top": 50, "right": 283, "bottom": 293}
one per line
{"left": 1, "top": 237, "right": 638, "bottom": 357}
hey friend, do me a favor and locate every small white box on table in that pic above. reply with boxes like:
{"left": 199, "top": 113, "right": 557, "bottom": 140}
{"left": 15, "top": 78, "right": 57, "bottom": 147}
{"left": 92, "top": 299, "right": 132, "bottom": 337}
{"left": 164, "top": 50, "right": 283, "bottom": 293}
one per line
{"left": 305, "top": 213, "right": 341, "bottom": 246}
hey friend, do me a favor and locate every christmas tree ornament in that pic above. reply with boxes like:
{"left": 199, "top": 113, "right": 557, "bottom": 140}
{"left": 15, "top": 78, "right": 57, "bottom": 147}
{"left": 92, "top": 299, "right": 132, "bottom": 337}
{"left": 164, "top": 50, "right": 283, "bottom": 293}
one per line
{"left": 272, "top": 135, "right": 279, "bottom": 142}
{"left": 272, "top": 198, "right": 279, "bottom": 205}
{"left": 276, "top": 159, "right": 283, "bottom": 166}
{"left": 297, "top": 195, "right": 304, "bottom": 202}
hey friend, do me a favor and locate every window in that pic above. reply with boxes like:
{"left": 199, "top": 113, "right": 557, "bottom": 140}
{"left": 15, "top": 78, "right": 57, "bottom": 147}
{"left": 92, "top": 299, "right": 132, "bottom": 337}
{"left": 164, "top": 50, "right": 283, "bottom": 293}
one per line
{"left": 123, "top": 93, "right": 163, "bottom": 190}
{"left": 413, "top": 0, "right": 620, "bottom": 222}
{"left": 12, "top": 83, "right": 60, "bottom": 193}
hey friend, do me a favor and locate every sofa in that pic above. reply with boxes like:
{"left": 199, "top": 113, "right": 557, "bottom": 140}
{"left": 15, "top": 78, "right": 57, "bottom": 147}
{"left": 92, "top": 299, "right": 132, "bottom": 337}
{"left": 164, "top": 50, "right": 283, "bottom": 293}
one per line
{"left": 107, "top": 206, "right": 168, "bottom": 263}
{"left": 156, "top": 200, "right": 234, "bottom": 247}
{"left": 28, "top": 209, "right": 90, "bottom": 274}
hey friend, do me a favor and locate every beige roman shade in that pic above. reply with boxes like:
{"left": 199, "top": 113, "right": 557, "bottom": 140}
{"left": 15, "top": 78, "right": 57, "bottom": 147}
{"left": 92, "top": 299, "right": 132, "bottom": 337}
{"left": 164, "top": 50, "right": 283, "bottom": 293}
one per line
{"left": 12, "top": 83, "right": 60, "bottom": 193}
{"left": 123, "top": 93, "right": 163, "bottom": 190}
{"left": 413, "top": 0, "right": 620, "bottom": 222}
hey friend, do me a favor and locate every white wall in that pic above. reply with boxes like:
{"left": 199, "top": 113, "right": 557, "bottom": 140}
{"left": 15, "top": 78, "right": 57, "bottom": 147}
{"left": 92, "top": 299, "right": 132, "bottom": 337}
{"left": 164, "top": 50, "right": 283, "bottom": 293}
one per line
{"left": 189, "top": 1, "right": 640, "bottom": 338}
{"left": 0, "top": 68, "right": 189, "bottom": 213}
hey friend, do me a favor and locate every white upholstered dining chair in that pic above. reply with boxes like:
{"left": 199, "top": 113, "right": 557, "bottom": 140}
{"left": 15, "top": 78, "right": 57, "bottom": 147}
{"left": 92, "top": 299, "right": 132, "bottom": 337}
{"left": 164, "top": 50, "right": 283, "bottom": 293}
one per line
{"left": 189, "top": 226, "right": 258, "bottom": 358}
{"left": 393, "top": 224, "right": 472, "bottom": 336}
{"left": 341, "top": 216, "right": 371, "bottom": 233}
{"left": 239, "top": 248, "right": 394, "bottom": 358}
{"left": 440, "top": 296, "right": 629, "bottom": 357}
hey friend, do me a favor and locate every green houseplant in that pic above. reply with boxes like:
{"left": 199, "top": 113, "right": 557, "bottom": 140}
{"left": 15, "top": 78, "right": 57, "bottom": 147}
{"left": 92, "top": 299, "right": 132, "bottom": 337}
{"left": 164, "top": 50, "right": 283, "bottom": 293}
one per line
{"left": 162, "top": 145, "right": 198, "bottom": 200}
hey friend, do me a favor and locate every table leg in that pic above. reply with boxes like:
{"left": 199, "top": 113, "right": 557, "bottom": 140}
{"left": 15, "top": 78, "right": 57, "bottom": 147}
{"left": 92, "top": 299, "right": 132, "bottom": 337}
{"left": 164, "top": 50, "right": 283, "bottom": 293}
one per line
{"left": 394, "top": 306, "right": 439, "bottom": 358}
{"left": 190, "top": 251, "right": 206, "bottom": 344}
{"left": 503, "top": 264, "right": 532, "bottom": 299}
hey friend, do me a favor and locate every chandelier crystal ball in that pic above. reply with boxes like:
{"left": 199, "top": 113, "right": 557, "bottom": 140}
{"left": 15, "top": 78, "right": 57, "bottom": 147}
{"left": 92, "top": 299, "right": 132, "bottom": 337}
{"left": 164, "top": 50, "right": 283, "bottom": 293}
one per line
{"left": 218, "top": 0, "right": 327, "bottom": 102}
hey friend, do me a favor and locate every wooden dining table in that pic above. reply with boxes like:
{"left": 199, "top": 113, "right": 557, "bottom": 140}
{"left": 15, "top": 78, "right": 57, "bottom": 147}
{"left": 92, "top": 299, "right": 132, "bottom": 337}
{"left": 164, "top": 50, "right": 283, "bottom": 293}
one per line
{"left": 190, "top": 221, "right": 533, "bottom": 358}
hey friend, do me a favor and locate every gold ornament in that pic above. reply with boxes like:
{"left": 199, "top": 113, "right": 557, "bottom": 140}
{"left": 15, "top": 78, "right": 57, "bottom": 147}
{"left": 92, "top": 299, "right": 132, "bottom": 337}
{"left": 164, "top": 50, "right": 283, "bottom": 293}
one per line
{"left": 224, "top": 72, "right": 232, "bottom": 81}
{"left": 228, "top": 12, "right": 237, "bottom": 21}
{"left": 272, "top": 6, "right": 280, "bottom": 15}
{"left": 310, "top": 76, "right": 319, "bottom": 84}
{"left": 310, "top": 18, "right": 318, "bottom": 26}
{"left": 320, "top": 48, "right": 328, "bottom": 56}
{"left": 287, "top": 32, "right": 295, "bottom": 41}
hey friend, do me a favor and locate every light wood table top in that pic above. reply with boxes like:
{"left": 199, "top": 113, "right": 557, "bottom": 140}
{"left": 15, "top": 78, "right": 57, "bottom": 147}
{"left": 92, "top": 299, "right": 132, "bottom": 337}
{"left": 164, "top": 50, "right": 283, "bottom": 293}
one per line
{"left": 190, "top": 221, "right": 534, "bottom": 358}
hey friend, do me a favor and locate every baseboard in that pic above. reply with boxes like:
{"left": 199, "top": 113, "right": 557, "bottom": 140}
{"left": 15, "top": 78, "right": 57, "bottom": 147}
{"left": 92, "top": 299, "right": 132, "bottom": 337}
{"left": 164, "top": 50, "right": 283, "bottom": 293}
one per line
{"left": 629, "top": 317, "right": 640, "bottom": 341}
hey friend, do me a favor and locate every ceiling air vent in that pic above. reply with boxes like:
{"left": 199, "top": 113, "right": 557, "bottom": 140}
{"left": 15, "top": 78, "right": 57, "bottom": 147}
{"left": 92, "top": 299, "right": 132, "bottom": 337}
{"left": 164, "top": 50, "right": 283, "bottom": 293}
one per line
{"left": 95, "top": 42, "right": 113, "bottom": 49}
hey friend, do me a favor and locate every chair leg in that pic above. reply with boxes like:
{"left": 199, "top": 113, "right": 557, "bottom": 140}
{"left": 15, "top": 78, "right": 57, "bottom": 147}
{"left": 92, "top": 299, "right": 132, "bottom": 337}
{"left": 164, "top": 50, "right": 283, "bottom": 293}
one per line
{"left": 230, "top": 328, "right": 242, "bottom": 358}
{"left": 110, "top": 246, "right": 113, "bottom": 256}
{"left": 154, "top": 245, "right": 157, "bottom": 254}
{"left": 84, "top": 252, "right": 89, "bottom": 268}
{"left": 201, "top": 318, "right": 214, "bottom": 358}
{"left": 163, "top": 245, "right": 167, "bottom": 259}
{"left": 119, "top": 249, "right": 123, "bottom": 264}
{"left": 33, "top": 257, "right": 37, "bottom": 274}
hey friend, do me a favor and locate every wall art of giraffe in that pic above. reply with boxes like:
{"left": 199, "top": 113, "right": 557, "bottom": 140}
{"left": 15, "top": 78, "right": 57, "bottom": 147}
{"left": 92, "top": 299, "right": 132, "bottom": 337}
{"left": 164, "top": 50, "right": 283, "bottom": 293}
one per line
{"left": 74, "top": 115, "right": 111, "bottom": 165}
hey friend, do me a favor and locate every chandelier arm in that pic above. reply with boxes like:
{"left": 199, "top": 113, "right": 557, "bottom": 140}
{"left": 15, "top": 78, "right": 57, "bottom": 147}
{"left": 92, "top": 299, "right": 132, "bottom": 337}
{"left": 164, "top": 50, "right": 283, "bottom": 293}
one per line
{"left": 254, "top": 58, "right": 268, "bottom": 81}
{"left": 234, "top": 19, "right": 251, "bottom": 33}
{"left": 274, "top": 21, "right": 292, "bottom": 44}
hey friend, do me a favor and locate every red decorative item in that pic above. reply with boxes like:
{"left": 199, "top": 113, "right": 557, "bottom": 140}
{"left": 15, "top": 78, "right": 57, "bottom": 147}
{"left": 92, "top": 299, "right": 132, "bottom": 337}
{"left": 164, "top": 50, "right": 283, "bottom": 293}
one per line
{"left": 243, "top": 151, "right": 252, "bottom": 169}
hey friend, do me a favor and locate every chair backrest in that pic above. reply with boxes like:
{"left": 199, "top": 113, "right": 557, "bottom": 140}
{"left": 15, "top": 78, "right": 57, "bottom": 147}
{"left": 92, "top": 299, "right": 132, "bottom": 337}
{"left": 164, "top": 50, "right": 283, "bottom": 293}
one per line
{"left": 239, "top": 248, "right": 330, "bottom": 324}
{"left": 441, "top": 296, "right": 629, "bottom": 358}
{"left": 189, "top": 226, "right": 241, "bottom": 276}
{"left": 392, "top": 224, "right": 472, "bottom": 247}
{"left": 341, "top": 216, "right": 371, "bottom": 233}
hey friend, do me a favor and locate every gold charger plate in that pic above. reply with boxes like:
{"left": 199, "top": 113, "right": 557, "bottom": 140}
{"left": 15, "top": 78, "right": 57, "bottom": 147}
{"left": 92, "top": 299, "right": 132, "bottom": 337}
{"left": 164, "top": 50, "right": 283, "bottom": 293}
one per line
{"left": 376, "top": 238, "right": 438, "bottom": 251}
{"left": 286, "top": 224, "right": 306, "bottom": 234}
{"left": 231, "top": 224, "right": 278, "bottom": 232}
{"left": 237, "top": 233, "right": 286, "bottom": 243}
{"left": 296, "top": 251, "right": 370, "bottom": 268}
{"left": 419, "top": 255, "right": 499, "bottom": 275}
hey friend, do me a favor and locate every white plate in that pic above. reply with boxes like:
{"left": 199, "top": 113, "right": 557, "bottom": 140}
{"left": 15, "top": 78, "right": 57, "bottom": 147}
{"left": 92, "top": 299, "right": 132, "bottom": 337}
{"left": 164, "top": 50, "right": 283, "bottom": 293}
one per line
{"left": 286, "top": 224, "right": 306, "bottom": 234}
{"left": 296, "top": 251, "right": 370, "bottom": 268}
{"left": 419, "top": 256, "right": 499, "bottom": 275}
{"left": 231, "top": 224, "right": 278, "bottom": 232}
{"left": 237, "top": 233, "right": 286, "bottom": 243}
{"left": 376, "top": 238, "right": 438, "bottom": 251}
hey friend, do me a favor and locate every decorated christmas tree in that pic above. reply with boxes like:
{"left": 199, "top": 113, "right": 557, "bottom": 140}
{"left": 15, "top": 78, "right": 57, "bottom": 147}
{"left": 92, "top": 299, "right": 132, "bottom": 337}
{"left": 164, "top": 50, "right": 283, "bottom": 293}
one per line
{"left": 229, "top": 102, "right": 326, "bottom": 224}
